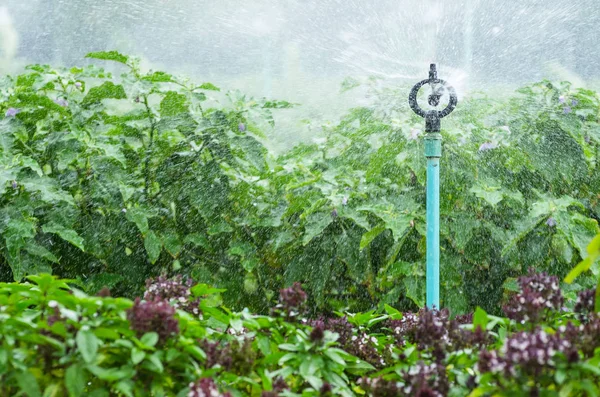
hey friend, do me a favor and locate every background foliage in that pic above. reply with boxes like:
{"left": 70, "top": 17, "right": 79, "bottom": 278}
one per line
{"left": 1, "top": 52, "right": 599, "bottom": 315}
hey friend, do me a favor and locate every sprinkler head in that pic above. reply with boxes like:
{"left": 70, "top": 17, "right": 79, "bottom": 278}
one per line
{"left": 408, "top": 64, "right": 458, "bottom": 133}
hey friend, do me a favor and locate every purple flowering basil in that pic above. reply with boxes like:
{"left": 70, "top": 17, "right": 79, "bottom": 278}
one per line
{"left": 309, "top": 320, "right": 325, "bottom": 343}
{"left": 5, "top": 107, "right": 20, "bottom": 117}
{"left": 503, "top": 270, "right": 563, "bottom": 324}
{"left": 357, "top": 377, "right": 400, "bottom": 397}
{"left": 271, "top": 282, "right": 308, "bottom": 320}
{"left": 401, "top": 362, "right": 449, "bottom": 397}
{"left": 478, "top": 142, "right": 497, "bottom": 152}
{"left": 558, "top": 95, "right": 566, "bottom": 104}
{"left": 199, "top": 338, "right": 255, "bottom": 374}
{"left": 478, "top": 328, "right": 577, "bottom": 378}
{"left": 575, "top": 288, "right": 595, "bottom": 317}
{"left": 54, "top": 98, "right": 68, "bottom": 107}
{"left": 546, "top": 217, "right": 556, "bottom": 227}
{"left": 319, "top": 383, "right": 333, "bottom": 396}
{"left": 144, "top": 275, "right": 201, "bottom": 316}
{"left": 96, "top": 286, "right": 111, "bottom": 297}
{"left": 563, "top": 106, "right": 571, "bottom": 114}
{"left": 188, "top": 378, "right": 232, "bottom": 397}
{"left": 238, "top": 123, "right": 246, "bottom": 132}
{"left": 126, "top": 297, "right": 179, "bottom": 344}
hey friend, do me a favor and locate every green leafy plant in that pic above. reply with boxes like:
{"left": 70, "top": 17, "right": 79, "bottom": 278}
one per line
{"left": 1, "top": 53, "right": 599, "bottom": 316}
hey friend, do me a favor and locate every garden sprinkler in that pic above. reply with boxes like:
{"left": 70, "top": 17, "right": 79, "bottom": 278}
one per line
{"left": 408, "top": 64, "right": 458, "bottom": 309}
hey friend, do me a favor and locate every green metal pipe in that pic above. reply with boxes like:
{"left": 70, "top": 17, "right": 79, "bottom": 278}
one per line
{"left": 408, "top": 64, "right": 457, "bottom": 310}
{"left": 425, "top": 133, "right": 442, "bottom": 308}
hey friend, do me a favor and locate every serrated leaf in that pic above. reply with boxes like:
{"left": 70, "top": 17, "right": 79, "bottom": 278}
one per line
{"left": 82, "top": 82, "right": 127, "bottom": 106}
{"left": 198, "top": 82, "right": 220, "bottom": 91}
{"left": 160, "top": 91, "right": 187, "bottom": 117}
{"left": 143, "top": 71, "right": 173, "bottom": 83}
{"left": 86, "top": 51, "right": 129, "bottom": 64}
{"left": 303, "top": 212, "right": 332, "bottom": 245}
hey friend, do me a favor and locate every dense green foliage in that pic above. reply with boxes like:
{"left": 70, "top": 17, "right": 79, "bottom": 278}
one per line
{"left": 3, "top": 266, "right": 600, "bottom": 396}
{"left": 1, "top": 52, "right": 600, "bottom": 316}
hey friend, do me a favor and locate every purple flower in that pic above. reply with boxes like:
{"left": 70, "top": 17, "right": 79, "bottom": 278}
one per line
{"left": 126, "top": 297, "right": 180, "bottom": 344}
{"left": 563, "top": 106, "right": 571, "bottom": 114}
{"left": 11, "top": 180, "right": 17, "bottom": 189}
{"left": 188, "top": 378, "right": 232, "bottom": 397}
{"left": 342, "top": 196, "right": 348, "bottom": 206}
{"left": 309, "top": 320, "right": 325, "bottom": 343}
{"left": 238, "top": 123, "right": 246, "bottom": 132}
{"left": 574, "top": 288, "right": 595, "bottom": 317}
{"left": 199, "top": 338, "right": 255, "bottom": 374}
{"left": 503, "top": 270, "right": 563, "bottom": 324}
{"left": 54, "top": 98, "right": 68, "bottom": 107}
{"left": 271, "top": 282, "right": 308, "bottom": 320}
{"left": 144, "top": 275, "right": 201, "bottom": 316}
{"left": 572, "top": 99, "right": 578, "bottom": 106}
{"left": 319, "top": 383, "right": 333, "bottom": 396}
{"left": 546, "top": 217, "right": 557, "bottom": 227}
{"left": 558, "top": 95, "right": 566, "bottom": 104}
{"left": 75, "top": 82, "right": 82, "bottom": 89}
{"left": 5, "top": 108, "right": 20, "bottom": 117}
{"left": 478, "top": 329, "right": 577, "bottom": 377}
{"left": 478, "top": 142, "right": 497, "bottom": 152}
{"left": 331, "top": 208, "right": 338, "bottom": 218}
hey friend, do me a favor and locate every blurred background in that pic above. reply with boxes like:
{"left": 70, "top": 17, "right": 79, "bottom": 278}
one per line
{"left": 1, "top": 0, "right": 599, "bottom": 147}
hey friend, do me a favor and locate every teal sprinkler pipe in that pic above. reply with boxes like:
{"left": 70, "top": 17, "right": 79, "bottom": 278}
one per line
{"left": 408, "top": 64, "right": 458, "bottom": 309}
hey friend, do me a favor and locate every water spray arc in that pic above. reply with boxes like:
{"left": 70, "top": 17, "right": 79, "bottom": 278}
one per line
{"left": 408, "top": 64, "right": 458, "bottom": 309}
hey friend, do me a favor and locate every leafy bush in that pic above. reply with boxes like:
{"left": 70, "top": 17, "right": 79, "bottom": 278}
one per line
{"left": 2, "top": 272, "right": 600, "bottom": 396}
{"left": 1, "top": 52, "right": 599, "bottom": 315}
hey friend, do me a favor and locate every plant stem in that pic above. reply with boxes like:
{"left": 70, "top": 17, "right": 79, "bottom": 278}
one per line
{"left": 143, "top": 96, "right": 156, "bottom": 200}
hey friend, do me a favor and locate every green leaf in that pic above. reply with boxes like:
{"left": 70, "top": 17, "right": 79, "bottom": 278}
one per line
{"left": 86, "top": 51, "right": 129, "bottom": 64}
{"left": 140, "top": 332, "right": 159, "bottom": 348}
{"left": 473, "top": 306, "right": 489, "bottom": 330}
{"left": 198, "top": 82, "right": 220, "bottom": 91}
{"left": 82, "top": 81, "right": 127, "bottom": 106}
{"left": 144, "top": 231, "right": 162, "bottom": 264}
{"left": 131, "top": 348, "right": 145, "bottom": 365}
{"left": 42, "top": 222, "right": 85, "bottom": 251}
{"left": 160, "top": 91, "right": 188, "bottom": 117}
{"left": 360, "top": 223, "right": 386, "bottom": 250}
{"left": 469, "top": 182, "right": 504, "bottom": 207}
{"left": 147, "top": 353, "right": 164, "bottom": 373}
{"left": 76, "top": 329, "right": 99, "bottom": 364}
{"left": 65, "top": 364, "right": 86, "bottom": 397}
{"left": 126, "top": 208, "right": 150, "bottom": 234}
{"left": 383, "top": 304, "right": 403, "bottom": 320}
{"left": 302, "top": 212, "right": 332, "bottom": 246}
{"left": 25, "top": 243, "right": 59, "bottom": 263}
{"left": 163, "top": 233, "right": 182, "bottom": 257}
{"left": 16, "top": 370, "right": 42, "bottom": 397}
{"left": 565, "top": 256, "right": 593, "bottom": 284}
{"left": 143, "top": 71, "right": 173, "bottom": 83}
